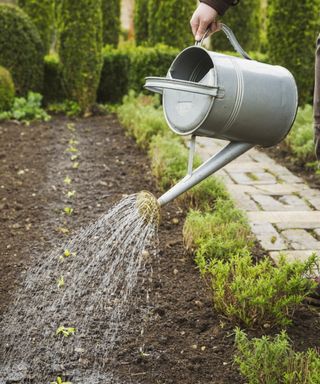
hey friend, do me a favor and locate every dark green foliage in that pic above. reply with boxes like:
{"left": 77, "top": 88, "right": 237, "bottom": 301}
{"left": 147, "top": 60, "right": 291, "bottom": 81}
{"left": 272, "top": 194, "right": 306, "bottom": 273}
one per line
{"left": 0, "top": 4, "right": 44, "bottom": 95}
{"left": 101, "top": 0, "right": 120, "bottom": 47}
{"left": 0, "top": 66, "right": 15, "bottom": 112}
{"left": 98, "top": 44, "right": 178, "bottom": 104}
{"left": 98, "top": 46, "right": 130, "bottom": 104}
{"left": 134, "top": 0, "right": 149, "bottom": 45}
{"left": 43, "top": 54, "right": 66, "bottom": 104}
{"left": 267, "top": 0, "right": 319, "bottom": 105}
{"left": 18, "top": 0, "right": 55, "bottom": 53}
{"left": 148, "top": 0, "right": 194, "bottom": 49}
{"left": 60, "top": 0, "right": 103, "bottom": 113}
{"left": 211, "top": 0, "right": 261, "bottom": 52}
{"left": 235, "top": 329, "right": 320, "bottom": 383}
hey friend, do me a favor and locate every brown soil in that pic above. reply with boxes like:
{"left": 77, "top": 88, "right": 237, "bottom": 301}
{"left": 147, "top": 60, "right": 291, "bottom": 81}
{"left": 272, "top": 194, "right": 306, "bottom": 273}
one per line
{"left": 1, "top": 116, "right": 320, "bottom": 383}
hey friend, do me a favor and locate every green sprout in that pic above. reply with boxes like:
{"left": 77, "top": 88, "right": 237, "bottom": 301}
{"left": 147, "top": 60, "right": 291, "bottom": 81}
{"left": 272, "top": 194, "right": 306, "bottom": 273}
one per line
{"left": 63, "top": 176, "right": 72, "bottom": 185}
{"left": 59, "top": 248, "right": 76, "bottom": 261}
{"left": 69, "top": 138, "right": 79, "bottom": 146}
{"left": 67, "top": 123, "right": 76, "bottom": 131}
{"left": 72, "top": 162, "right": 79, "bottom": 169}
{"left": 66, "top": 190, "right": 76, "bottom": 198}
{"left": 56, "top": 326, "right": 76, "bottom": 337}
{"left": 63, "top": 207, "right": 74, "bottom": 216}
{"left": 66, "top": 146, "right": 78, "bottom": 153}
{"left": 57, "top": 276, "right": 65, "bottom": 288}
{"left": 70, "top": 155, "right": 78, "bottom": 161}
{"left": 50, "top": 377, "right": 72, "bottom": 384}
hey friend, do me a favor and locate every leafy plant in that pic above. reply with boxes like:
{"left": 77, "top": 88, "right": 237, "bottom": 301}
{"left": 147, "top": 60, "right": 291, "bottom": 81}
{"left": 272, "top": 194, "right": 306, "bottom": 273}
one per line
{"left": 206, "top": 253, "right": 317, "bottom": 327}
{"left": 235, "top": 328, "right": 320, "bottom": 383}
{"left": 59, "top": 248, "right": 76, "bottom": 261}
{"left": 66, "top": 190, "right": 76, "bottom": 198}
{"left": 50, "top": 377, "right": 72, "bottom": 384}
{"left": 63, "top": 206, "right": 73, "bottom": 216}
{"left": 56, "top": 326, "right": 76, "bottom": 337}
{"left": 0, "top": 92, "right": 50, "bottom": 123}
{"left": 47, "top": 101, "right": 81, "bottom": 117}
{"left": 63, "top": 176, "right": 72, "bottom": 185}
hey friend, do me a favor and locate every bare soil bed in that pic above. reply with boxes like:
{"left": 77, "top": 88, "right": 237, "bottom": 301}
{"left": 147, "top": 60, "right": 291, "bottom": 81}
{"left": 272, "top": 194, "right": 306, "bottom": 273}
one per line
{"left": 1, "top": 115, "right": 320, "bottom": 383}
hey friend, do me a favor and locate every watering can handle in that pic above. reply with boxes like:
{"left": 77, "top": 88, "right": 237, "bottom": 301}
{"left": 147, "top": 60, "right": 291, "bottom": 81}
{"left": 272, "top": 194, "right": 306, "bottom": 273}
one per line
{"left": 196, "top": 23, "right": 252, "bottom": 61}
{"left": 144, "top": 77, "right": 220, "bottom": 97}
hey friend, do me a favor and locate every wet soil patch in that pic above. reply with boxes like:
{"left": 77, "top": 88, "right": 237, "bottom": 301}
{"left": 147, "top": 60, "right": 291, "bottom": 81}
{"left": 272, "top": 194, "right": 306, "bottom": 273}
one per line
{"left": 0, "top": 116, "right": 320, "bottom": 383}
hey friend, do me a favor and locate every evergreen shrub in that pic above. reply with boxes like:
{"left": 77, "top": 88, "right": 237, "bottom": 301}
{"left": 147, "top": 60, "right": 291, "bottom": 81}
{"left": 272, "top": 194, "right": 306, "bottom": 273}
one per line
{"left": 267, "top": 0, "right": 319, "bottom": 105}
{"left": 43, "top": 54, "right": 66, "bottom": 104}
{"left": 148, "top": 0, "right": 194, "bottom": 49}
{"left": 0, "top": 4, "right": 44, "bottom": 95}
{"left": 206, "top": 253, "right": 317, "bottom": 326}
{"left": 211, "top": 0, "right": 261, "bottom": 52}
{"left": 134, "top": 0, "right": 149, "bottom": 45}
{"left": 18, "top": 0, "right": 55, "bottom": 53}
{"left": 0, "top": 66, "right": 15, "bottom": 112}
{"left": 60, "top": 0, "right": 103, "bottom": 113}
{"left": 235, "top": 328, "right": 320, "bottom": 384}
{"left": 101, "top": 0, "right": 120, "bottom": 47}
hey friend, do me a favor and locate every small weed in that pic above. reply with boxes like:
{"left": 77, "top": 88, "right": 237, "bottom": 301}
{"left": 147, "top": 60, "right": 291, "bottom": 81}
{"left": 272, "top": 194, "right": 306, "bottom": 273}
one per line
{"left": 66, "top": 190, "right": 76, "bottom": 198}
{"left": 66, "top": 146, "right": 78, "bottom": 153}
{"left": 50, "top": 377, "right": 72, "bottom": 384}
{"left": 72, "top": 162, "right": 79, "bottom": 169}
{"left": 69, "top": 138, "right": 79, "bottom": 146}
{"left": 56, "top": 326, "right": 76, "bottom": 337}
{"left": 63, "top": 207, "right": 73, "bottom": 216}
{"left": 67, "top": 123, "right": 76, "bottom": 131}
{"left": 59, "top": 248, "right": 76, "bottom": 261}
{"left": 63, "top": 176, "right": 72, "bottom": 185}
{"left": 70, "top": 155, "right": 78, "bottom": 161}
{"left": 247, "top": 172, "right": 259, "bottom": 181}
{"left": 48, "top": 100, "right": 81, "bottom": 117}
{"left": 270, "top": 235, "right": 277, "bottom": 244}
{"left": 57, "top": 276, "right": 65, "bottom": 288}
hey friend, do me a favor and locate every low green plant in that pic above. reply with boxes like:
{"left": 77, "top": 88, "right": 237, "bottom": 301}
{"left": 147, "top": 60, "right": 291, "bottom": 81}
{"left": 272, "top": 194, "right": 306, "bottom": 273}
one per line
{"left": 63, "top": 206, "right": 73, "bottom": 216}
{"left": 47, "top": 100, "right": 81, "bottom": 117}
{"left": 183, "top": 198, "right": 253, "bottom": 267}
{"left": 235, "top": 328, "right": 320, "bottom": 384}
{"left": 206, "top": 253, "right": 317, "bottom": 327}
{"left": 56, "top": 326, "right": 76, "bottom": 337}
{"left": 63, "top": 176, "right": 72, "bottom": 185}
{"left": 50, "top": 377, "right": 72, "bottom": 384}
{"left": 285, "top": 105, "right": 314, "bottom": 163}
{"left": 57, "top": 276, "right": 64, "bottom": 288}
{"left": 66, "top": 190, "right": 76, "bottom": 198}
{"left": 0, "top": 92, "right": 50, "bottom": 123}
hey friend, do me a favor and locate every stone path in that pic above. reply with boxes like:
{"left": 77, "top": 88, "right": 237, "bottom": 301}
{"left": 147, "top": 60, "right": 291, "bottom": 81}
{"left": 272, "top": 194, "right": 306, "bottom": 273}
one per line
{"left": 196, "top": 137, "right": 320, "bottom": 264}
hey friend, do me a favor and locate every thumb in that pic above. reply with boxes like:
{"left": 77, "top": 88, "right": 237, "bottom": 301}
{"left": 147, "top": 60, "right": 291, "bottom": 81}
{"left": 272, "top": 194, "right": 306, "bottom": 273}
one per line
{"left": 195, "top": 20, "right": 209, "bottom": 42}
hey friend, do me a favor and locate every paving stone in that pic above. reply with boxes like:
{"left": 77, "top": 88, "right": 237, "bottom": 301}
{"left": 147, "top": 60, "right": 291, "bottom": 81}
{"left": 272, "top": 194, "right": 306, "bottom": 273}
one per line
{"left": 277, "top": 195, "right": 312, "bottom": 211}
{"left": 250, "top": 194, "right": 285, "bottom": 211}
{"left": 270, "top": 250, "right": 319, "bottom": 265}
{"left": 228, "top": 171, "right": 277, "bottom": 185}
{"left": 248, "top": 211, "right": 320, "bottom": 223}
{"left": 281, "top": 229, "right": 320, "bottom": 250}
{"left": 228, "top": 190, "right": 260, "bottom": 211}
{"left": 313, "top": 228, "right": 320, "bottom": 239}
{"left": 250, "top": 223, "right": 287, "bottom": 250}
{"left": 254, "top": 184, "right": 309, "bottom": 195}
{"left": 277, "top": 222, "right": 320, "bottom": 230}
{"left": 302, "top": 188, "right": 320, "bottom": 210}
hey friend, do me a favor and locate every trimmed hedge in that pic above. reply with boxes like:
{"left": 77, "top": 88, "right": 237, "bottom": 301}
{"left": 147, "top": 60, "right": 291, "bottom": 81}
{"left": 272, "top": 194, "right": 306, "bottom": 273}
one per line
{"left": 0, "top": 66, "right": 15, "bottom": 112}
{"left": 18, "top": 0, "right": 55, "bottom": 53}
{"left": 134, "top": 0, "right": 149, "bottom": 45}
{"left": 60, "top": 0, "right": 103, "bottom": 113}
{"left": 211, "top": 0, "right": 261, "bottom": 52}
{"left": 43, "top": 54, "right": 65, "bottom": 104}
{"left": 0, "top": 4, "right": 44, "bottom": 95}
{"left": 101, "top": 0, "right": 120, "bottom": 47}
{"left": 148, "top": 0, "right": 194, "bottom": 49}
{"left": 267, "top": 0, "right": 319, "bottom": 105}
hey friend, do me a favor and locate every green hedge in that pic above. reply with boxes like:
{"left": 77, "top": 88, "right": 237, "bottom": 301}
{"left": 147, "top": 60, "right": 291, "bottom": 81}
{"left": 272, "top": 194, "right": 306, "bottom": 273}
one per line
{"left": 0, "top": 4, "right": 44, "bottom": 95}
{"left": 211, "top": 0, "right": 261, "bottom": 52}
{"left": 18, "top": 0, "right": 54, "bottom": 53}
{"left": 60, "top": 0, "right": 103, "bottom": 113}
{"left": 134, "top": 0, "right": 149, "bottom": 45}
{"left": 148, "top": 0, "right": 194, "bottom": 49}
{"left": 43, "top": 54, "right": 65, "bottom": 104}
{"left": 101, "top": 0, "right": 120, "bottom": 47}
{"left": 267, "top": 0, "right": 319, "bottom": 105}
{"left": 0, "top": 66, "right": 15, "bottom": 112}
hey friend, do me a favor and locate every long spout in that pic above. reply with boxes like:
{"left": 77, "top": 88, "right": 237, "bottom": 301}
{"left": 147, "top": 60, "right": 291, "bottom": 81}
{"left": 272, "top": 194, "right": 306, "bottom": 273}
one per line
{"left": 157, "top": 141, "right": 254, "bottom": 207}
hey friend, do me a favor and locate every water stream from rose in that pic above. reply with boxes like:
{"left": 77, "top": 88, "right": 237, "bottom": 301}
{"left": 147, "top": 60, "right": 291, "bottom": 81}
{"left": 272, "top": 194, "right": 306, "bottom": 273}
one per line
{"left": 0, "top": 193, "right": 159, "bottom": 382}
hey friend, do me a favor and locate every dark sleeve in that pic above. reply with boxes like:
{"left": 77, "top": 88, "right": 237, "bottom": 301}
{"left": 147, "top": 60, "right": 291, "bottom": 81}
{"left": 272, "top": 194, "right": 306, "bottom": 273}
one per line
{"left": 199, "top": 0, "right": 239, "bottom": 16}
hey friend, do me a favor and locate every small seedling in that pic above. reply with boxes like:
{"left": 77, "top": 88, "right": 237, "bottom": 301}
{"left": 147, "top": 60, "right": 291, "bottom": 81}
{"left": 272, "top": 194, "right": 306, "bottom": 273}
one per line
{"left": 69, "top": 138, "right": 79, "bottom": 146}
{"left": 59, "top": 248, "right": 76, "bottom": 261}
{"left": 72, "top": 162, "right": 79, "bottom": 169}
{"left": 66, "top": 146, "right": 78, "bottom": 153}
{"left": 56, "top": 226, "right": 69, "bottom": 235}
{"left": 63, "top": 176, "right": 72, "bottom": 185}
{"left": 66, "top": 190, "right": 76, "bottom": 198}
{"left": 270, "top": 235, "right": 277, "bottom": 244}
{"left": 63, "top": 207, "right": 74, "bottom": 216}
{"left": 56, "top": 326, "right": 76, "bottom": 337}
{"left": 57, "top": 276, "right": 65, "bottom": 288}
{"left": 50, "top": 377, "right": 72, "bottom": 384}
{"left": 70, "top": 155, "right": 78, "bottom": 161}
{"left": 67, "top": 123, "right": 76, "bottom": 131}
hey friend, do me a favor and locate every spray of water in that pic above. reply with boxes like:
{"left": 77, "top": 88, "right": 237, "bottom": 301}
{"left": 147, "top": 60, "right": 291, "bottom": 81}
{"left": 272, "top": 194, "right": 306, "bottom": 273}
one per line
{"left": 0, "top": 192, "right": 160, "bottom": 382}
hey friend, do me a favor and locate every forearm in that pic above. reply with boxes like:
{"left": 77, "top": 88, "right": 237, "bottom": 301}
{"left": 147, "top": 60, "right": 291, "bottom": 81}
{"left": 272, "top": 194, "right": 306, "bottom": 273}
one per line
{"left": 200, "top": 0, "right": 239, "bottom": 16}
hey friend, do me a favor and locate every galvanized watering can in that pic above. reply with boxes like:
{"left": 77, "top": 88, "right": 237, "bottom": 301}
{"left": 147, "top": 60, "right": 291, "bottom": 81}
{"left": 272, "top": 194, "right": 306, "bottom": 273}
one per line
{"left": 145, "top": 24, "right": 298, "bottom": 206}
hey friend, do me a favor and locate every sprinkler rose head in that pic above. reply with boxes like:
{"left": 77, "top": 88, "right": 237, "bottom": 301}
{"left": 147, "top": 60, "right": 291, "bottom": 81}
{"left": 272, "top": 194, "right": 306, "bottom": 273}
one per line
{"left": 136, "top": 191, "right": 160, "bottom": 226}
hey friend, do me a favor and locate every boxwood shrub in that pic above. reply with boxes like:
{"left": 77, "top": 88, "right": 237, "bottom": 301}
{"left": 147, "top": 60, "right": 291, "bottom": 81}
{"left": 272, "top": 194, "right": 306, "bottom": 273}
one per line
{"left": 0, "top": 66, "right": 15, "bottom": 112}
{"left": 0, "top": 4, "right": 44, "bottom": 95}
{"left": 43, "top": 54, "right": 66, "bottom": 104}
{"left": 101, "top": 0, "right": 120, "bottom": 47}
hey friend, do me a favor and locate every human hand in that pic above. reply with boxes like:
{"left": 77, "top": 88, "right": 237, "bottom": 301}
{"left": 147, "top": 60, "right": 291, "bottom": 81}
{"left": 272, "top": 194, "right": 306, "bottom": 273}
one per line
{"left": 190, "top": 3, "right": 221, "bottom": 42}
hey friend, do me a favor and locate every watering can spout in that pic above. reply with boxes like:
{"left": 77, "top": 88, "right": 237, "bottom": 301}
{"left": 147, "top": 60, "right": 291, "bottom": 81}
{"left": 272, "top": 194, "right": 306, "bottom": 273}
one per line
{"left": 157, "top": 141, "right": 253, "bottom": 207}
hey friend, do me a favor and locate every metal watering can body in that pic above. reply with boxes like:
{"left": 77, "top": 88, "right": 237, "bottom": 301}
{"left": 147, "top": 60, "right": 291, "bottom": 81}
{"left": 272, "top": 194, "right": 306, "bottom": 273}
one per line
{"left": 144, "top": 25, "right": 298, "bottom": 206}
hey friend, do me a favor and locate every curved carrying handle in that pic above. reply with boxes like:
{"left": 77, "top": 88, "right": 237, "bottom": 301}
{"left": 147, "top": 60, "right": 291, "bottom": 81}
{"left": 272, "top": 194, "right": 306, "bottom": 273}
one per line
{"left": 195, "top": 23, "right": 252, "bottom": 60}
{"left": 144, "top": 77, "right": 219, "bottom": 97}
